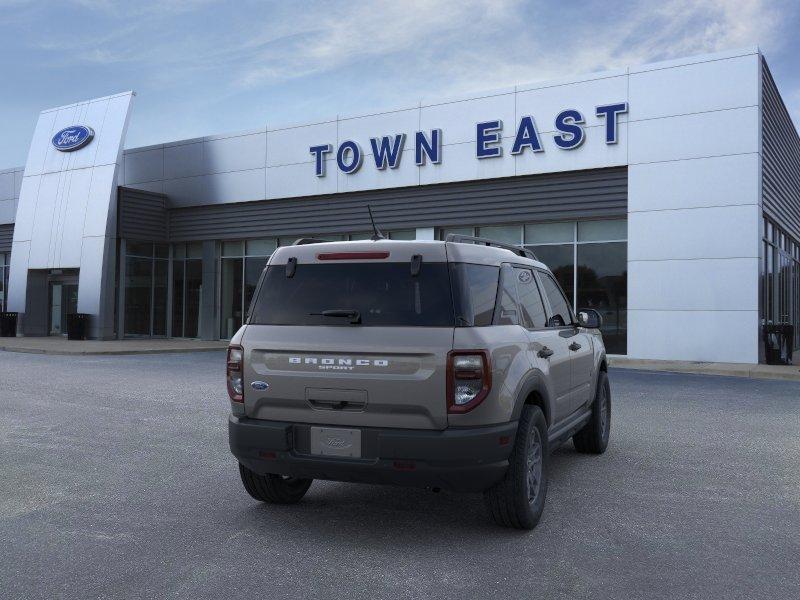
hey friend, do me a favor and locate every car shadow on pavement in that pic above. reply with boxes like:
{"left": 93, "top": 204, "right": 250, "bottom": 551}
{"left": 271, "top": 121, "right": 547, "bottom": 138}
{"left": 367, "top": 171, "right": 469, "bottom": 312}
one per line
{"left": 236, "top": 444, "right": 593, "bottom": 539}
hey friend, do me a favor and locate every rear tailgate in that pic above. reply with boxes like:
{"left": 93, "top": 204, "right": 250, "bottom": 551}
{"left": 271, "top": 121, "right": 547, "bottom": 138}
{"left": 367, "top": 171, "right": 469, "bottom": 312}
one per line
{"left": 241, "top": 240, "right": 454, "bottom": 430}
{"left": 242, "top": 326, "right": 453, "bottom": 429}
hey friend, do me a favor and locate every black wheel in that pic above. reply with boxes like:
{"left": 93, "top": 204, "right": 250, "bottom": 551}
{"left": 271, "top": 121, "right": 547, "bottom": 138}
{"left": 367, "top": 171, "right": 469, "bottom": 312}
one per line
{"left": 573, "top": 370, "right": 611, "bottom": 454}
{"left": 238, "top": 463, "right": 312, "bottom": 504}
{"left": 484, "top": 405, "right": 549, "bottom": 530}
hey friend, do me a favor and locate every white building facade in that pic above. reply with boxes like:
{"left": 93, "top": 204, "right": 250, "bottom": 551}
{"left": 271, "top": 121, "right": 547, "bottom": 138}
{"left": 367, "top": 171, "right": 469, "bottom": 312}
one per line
{"left": 0, "top": 48, "right": 798, "bottom": 364}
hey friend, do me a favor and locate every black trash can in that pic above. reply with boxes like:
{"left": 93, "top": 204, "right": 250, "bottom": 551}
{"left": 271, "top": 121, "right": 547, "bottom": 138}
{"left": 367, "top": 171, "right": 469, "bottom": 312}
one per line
{"left": 763, "top": 324, "right": 794, "bottom": 365}
{"left": 0, "top": 312, "right": 17, "bottom": 337}
{"left": 66, "top": 313, "right": 89, "bottom": 341}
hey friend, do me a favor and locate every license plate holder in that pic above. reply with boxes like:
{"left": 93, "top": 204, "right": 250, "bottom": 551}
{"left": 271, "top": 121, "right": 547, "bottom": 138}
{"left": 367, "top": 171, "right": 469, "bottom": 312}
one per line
{"left": 310, "top": 427, "right": 362, "bottom": 458}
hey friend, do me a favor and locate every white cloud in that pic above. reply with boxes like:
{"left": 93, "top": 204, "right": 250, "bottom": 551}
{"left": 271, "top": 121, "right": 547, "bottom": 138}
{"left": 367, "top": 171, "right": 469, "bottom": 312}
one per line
{"left": 232, "top": 0, "right": 522, "bottom": 88}
{"left": 21, "top": 0, "right": 792, "bottom": 93}
{"left": 5, "top": 0, "right": 798, "bottom": 153}
{"left": 420, "top": 0, "right": 790, "bottom": 94}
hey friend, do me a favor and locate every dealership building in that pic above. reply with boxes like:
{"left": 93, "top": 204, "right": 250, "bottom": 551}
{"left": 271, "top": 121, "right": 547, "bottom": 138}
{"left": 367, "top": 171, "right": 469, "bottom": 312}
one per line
{"left": 0, "top": 47, "right": 798, "bottom": 364}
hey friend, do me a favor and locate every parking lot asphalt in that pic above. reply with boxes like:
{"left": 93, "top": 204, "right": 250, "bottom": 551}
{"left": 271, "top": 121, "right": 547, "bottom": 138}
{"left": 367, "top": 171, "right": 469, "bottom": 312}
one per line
{"left": 1, "top": 351, "right": 798, "bottom": 600}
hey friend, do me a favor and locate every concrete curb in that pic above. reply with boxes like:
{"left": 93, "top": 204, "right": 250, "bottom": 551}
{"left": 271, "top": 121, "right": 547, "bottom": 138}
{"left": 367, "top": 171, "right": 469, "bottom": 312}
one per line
{"left": 609, "top": 357, "right": 800, "bottom": 382}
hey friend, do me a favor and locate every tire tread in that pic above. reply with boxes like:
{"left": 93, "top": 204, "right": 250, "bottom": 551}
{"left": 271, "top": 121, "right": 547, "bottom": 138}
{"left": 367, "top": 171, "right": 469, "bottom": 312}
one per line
{"left": 484, "top": 405, "right": 548, "bottom": 530}
{"left": 573, "top": 371, "right": 611, "bottom": 454}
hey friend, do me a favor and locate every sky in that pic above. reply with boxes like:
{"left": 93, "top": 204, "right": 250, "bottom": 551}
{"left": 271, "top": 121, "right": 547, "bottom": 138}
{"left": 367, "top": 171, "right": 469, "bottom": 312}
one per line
{"left": 0, "top": 0, "right": 798, "bottom": 167}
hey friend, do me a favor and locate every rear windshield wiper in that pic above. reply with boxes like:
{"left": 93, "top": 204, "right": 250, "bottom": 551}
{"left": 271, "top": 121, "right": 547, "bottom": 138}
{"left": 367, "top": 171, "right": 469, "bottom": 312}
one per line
{"left": 310, "top": 309, "right": 362, "bottom": 325}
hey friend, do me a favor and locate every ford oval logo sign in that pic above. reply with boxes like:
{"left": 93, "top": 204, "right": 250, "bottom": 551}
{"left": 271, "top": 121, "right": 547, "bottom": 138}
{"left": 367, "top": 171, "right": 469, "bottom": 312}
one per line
{"left": 52, "top": 125, "right": 95, "bottom": 152}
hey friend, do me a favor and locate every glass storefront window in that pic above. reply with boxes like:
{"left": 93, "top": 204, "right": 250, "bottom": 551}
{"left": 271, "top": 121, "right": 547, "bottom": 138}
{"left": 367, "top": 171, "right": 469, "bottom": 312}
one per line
{"left": 577, "top": 242, "right": 627, "bottom": 354}
{"left": 152, "top": 259, "right": 168, "bottom": 336}
{"left": 578, "top": 219, "right": 627, "bottom": 242}
{"left": 222, "top": 241, "right": 243, "bottom": 256}
{"left": 123, "top": 242, "right": 169, "bottom": 337}
{"left": 219, "top": 237, "right": 277, "bottom": 338}
{"left": 246, "top": 239, "right": 277, "bottom": 255}
{"left": 388, "top": 230, "right": 415, "bottom": 240}
{"left": 440, "top": 226, "right": 475, "bottom": 239}
{"left": 762, "top": 217, "right": 800, "bottom": 352}
{"left": 220, "top": 257, "right": 243, "bottom": 339}
{"left": 187, "top": 242, "right": 203, "bottom": 259}
{"left": 477, "top": 225, "right": 522, "bottom": 245}
{"left": 184, "top": 260, "right": 202, "bottom": 338}
{"left": 171, "top": 243, "right": 204, "bottom": 338}
{"left": 124, "top": 255, "right": 153, "bottom": 336}
{"left": 127, "top": 242, "right": 153, "bottom": 257}
{"left": 0, "top": 253, "right": 7, "bottom": 311}
{"left": 172, "top": 260, "right": 185, "bottom": 337}
{"left": 527, "top": 244, "right": 574, "bottom": 304}
{"left": 525, "top": 222, "right": 574, "bottom": 244}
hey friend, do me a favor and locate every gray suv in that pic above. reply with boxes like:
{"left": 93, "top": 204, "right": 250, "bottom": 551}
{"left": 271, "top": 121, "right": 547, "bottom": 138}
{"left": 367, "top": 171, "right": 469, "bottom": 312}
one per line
{"left": 227, "top": 235, "right": 610, "bottom": 529}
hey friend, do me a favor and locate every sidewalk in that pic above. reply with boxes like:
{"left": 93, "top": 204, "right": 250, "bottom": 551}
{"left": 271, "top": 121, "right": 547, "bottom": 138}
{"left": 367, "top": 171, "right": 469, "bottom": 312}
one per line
{"left": 609, "top": 356, "right": 800, "bottom": 382}
{"left": 0, "top": 337, "right": 228, "bottom": 355}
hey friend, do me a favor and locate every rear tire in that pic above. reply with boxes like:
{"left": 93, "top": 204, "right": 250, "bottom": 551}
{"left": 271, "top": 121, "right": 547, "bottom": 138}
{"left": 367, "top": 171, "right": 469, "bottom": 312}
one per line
{"left": 484, "top": 405, "right": 548, "bottom": 530}
{"left": 238, "top": 463, "right": 312, "bottom": 504}
{"left": 573, "top": 371, "right": 611, "bottom": 454}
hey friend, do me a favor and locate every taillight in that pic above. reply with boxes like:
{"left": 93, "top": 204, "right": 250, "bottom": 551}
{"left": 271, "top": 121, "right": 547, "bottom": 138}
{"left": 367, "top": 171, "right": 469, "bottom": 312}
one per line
{"left": 447, "top": 350, "right": 491, "bottom": 413}
{"left": 227, "top": 345, "right": 244, "bottom": 403}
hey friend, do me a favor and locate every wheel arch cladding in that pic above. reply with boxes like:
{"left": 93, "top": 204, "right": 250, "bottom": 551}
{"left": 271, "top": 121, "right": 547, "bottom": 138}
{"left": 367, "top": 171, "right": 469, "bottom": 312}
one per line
{"left": 512, "top": 373, "right": 552, "bottom": 426}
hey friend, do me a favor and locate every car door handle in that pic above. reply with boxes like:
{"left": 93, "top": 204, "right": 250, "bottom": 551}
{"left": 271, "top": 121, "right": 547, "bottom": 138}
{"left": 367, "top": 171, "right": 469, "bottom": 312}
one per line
{"left": 537, "top": 346, "right": 554, "bottom": 359}
{"left": 568, "top": 342, "right": 582, "bottom": 351}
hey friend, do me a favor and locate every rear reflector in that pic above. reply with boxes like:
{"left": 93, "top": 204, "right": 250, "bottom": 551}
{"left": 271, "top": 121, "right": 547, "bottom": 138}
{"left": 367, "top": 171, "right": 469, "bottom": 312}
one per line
{"left": 317, "top": 251, "right": 390, "bottom": 260}
{"left": 393, "top": 460, "right": 416, "bottom": 471}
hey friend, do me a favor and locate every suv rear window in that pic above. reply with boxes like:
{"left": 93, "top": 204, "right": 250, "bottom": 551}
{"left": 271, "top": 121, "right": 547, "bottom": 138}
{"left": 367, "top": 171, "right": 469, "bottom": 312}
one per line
{"left": 249, "top": 263, "right": 454, "bottom": 327}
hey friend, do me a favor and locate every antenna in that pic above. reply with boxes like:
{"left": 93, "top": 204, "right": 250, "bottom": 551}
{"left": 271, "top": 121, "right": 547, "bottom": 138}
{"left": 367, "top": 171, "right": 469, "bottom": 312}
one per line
{"left": 367, "top": 205, "right": 385, "bottom": 241}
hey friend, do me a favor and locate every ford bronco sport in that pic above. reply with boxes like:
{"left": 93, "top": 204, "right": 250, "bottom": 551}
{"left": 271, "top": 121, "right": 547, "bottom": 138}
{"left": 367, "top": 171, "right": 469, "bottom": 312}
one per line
{"left": 227, "top": 235, "right": 610, "bottom": 529}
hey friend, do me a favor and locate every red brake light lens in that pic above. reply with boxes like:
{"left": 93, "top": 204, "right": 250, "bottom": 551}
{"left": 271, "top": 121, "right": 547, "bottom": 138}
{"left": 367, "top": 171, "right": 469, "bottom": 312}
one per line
{"left": 447, "top": 350, "right": 491, "bottom": 413}
{"left": 227, "top": 345, "right": 244, "bottom": 403}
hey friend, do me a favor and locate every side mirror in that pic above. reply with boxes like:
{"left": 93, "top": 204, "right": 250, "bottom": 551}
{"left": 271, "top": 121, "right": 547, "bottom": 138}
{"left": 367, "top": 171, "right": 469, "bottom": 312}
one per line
{"left": 577, "top": 309, "right": 603, "bottom": 329}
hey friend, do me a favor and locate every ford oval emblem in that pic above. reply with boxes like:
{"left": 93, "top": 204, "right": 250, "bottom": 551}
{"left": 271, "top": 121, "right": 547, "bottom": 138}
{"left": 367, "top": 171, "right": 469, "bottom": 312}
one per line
{"left": 51, "top": 125, "right": 95, "bottom": 152}
{"left": 251, "top": 381, "right": 269, "bottom": 391}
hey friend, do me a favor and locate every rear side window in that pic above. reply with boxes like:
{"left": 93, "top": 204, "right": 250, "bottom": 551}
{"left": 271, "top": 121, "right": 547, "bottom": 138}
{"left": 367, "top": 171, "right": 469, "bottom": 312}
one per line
{"left": 249, "top": 263, "right": 454, "bottom": 326}
{"left": 494, "top": 264, "right": 520, "bottom": 326}
{"left": 514, "top": 267, "right": 547, "bottom": 328}
{"left": 539, "top": 271, "right": 573, "bottom": 326}
{"left": 450, "top": 263, "right": 499, "bottom": 326}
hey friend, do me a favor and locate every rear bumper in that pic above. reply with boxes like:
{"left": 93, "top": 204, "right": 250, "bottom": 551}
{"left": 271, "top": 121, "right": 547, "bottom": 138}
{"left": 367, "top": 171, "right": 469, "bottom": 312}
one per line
{"left": 228, "top": 415, "right": 517, "bottom": 493}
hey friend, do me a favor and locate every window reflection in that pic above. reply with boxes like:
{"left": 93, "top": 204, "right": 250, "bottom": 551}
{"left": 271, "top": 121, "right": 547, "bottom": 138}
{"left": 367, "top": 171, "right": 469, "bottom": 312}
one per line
{"left": 124, "top": 255, "right": 152, "bottom": 336}
{"left": 577, "top": 242, "right": 627, "bottom": 354}
{"left": 124, "top": 242, "right": 169, "bottom": 337}
{"left": 220, "top": 238, "right": 276, "bottom": 339}
{"left": 527, "top": 244, "right": 574, "bottom": 305}
{"left": 172, "top": 244, "right": 203, "bottom": 338}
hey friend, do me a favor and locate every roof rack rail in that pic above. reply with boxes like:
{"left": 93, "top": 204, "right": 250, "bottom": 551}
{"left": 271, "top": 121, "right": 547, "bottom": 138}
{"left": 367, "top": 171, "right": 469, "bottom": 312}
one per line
{"left": 292, "top": 237, "right": 333, "bottom": 246}
{"left": 445, "top": 234, "right": 538, "bottom": 261}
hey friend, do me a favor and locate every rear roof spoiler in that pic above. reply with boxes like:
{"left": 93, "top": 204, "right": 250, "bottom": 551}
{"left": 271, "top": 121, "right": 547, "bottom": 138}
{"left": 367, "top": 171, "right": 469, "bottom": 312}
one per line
{"left": 445, "top": 234, "right": 537, "bottom": 261}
